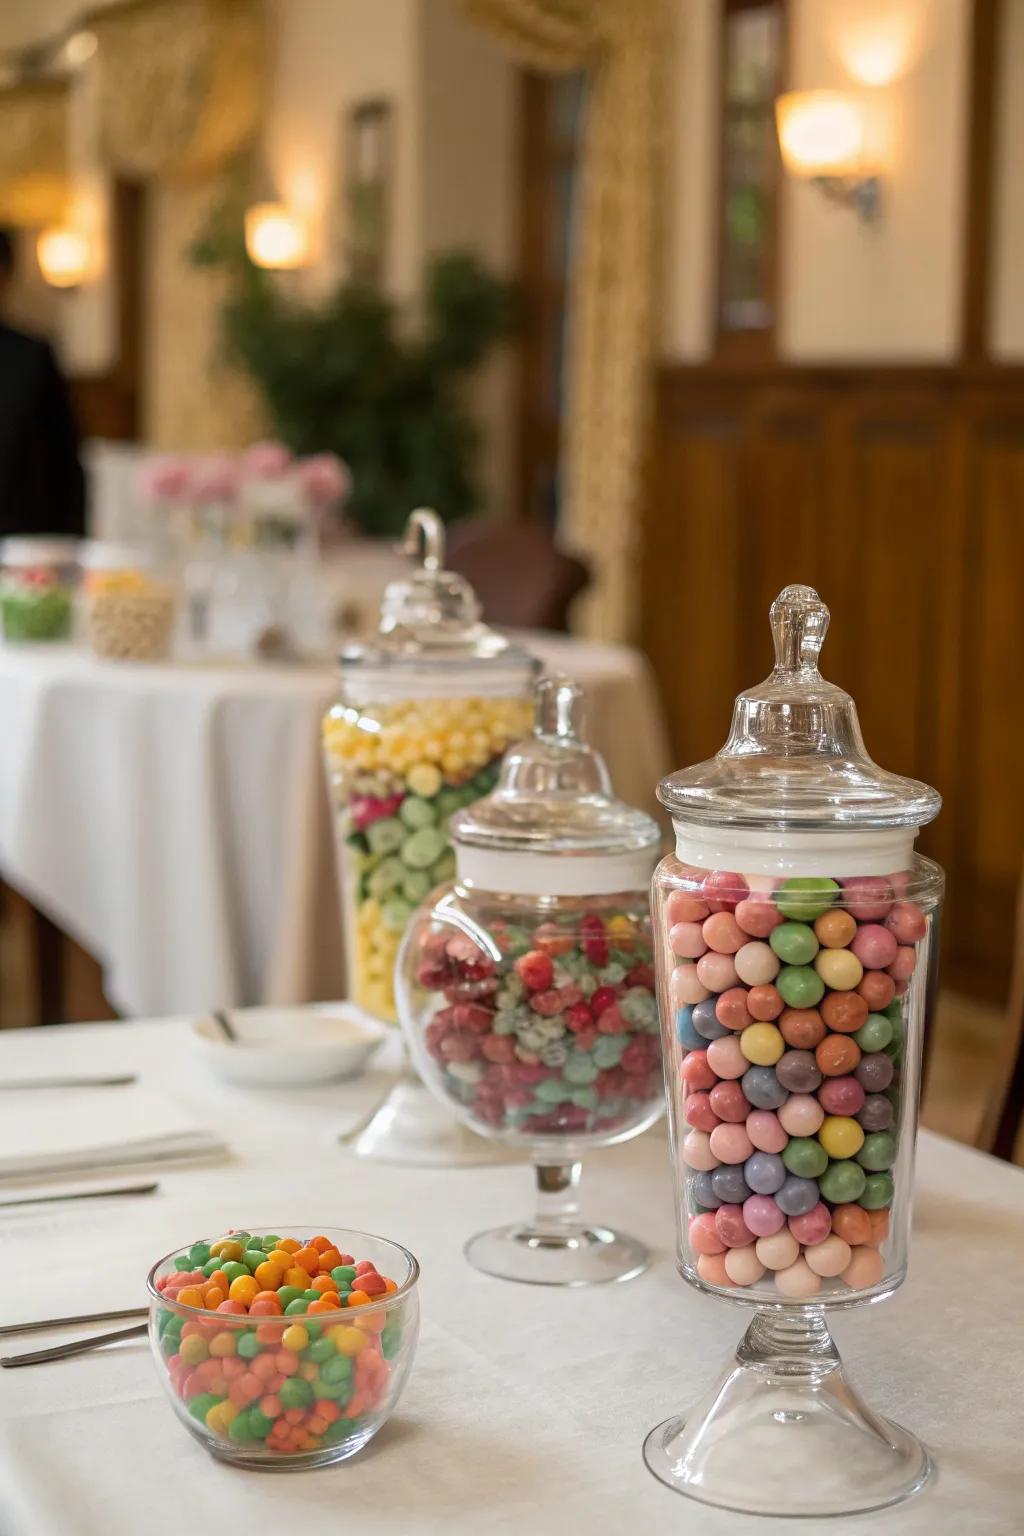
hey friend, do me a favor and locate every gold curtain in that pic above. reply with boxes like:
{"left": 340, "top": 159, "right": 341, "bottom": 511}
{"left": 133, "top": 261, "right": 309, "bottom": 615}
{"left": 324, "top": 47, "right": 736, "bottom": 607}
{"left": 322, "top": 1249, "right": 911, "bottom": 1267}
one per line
{"left": 0, "top": 79, "right": 71, "bottom": 226}
{"left": 86, "top": 0, "right": 265, "bottom": 179}
{"left": 463, "top": 0, "right": 669, "bottom": 641}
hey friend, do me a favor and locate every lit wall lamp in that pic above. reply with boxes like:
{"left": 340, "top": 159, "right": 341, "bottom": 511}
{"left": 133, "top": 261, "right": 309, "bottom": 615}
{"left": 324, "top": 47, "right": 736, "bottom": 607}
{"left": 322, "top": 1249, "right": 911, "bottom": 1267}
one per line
{"left": 244, "top": 202, "right": 309, "bottom": 270}
{"left": 36, "top": 226, "right": 91, "bottom": 289}
{"left": 775, "top": 90, "right": 882, "bottom": 221}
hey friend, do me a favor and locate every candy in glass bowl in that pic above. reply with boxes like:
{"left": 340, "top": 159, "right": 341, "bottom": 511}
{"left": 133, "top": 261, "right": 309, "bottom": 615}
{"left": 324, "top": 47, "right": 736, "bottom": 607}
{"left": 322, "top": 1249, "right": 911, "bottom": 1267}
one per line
{"left": 322, "top": 508, "right": 537, "bottom": 1163}
{"left": 148, "top": 1226, "right": 419, "bottom": 1469}
{"left": 0, "top": 537, "right": 77, "bottom": 641}
{"left": 397, "top": 675, "right": 664, "bottom": 1284}
{"left": 642, "top": 585, "right": 944, "bottom": 1518}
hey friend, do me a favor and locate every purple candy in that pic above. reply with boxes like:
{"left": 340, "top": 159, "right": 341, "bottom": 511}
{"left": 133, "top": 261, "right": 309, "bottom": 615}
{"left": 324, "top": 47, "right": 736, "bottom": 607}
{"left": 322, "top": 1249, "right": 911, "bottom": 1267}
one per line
{"left": 744, "top": 1150, "right": 786, "bottom": 1195}
{"left": 856, "top": 1052, "right": 895, "bottom": 1093}
{"left": 856, "top": 1094, "right": 894, "bottom": 1132}
{"left": 776, "top": 1174, "right": 820, "bottom": 1216}
{"left": 711, "top": 1164, "right": 751, "bottom": 1204}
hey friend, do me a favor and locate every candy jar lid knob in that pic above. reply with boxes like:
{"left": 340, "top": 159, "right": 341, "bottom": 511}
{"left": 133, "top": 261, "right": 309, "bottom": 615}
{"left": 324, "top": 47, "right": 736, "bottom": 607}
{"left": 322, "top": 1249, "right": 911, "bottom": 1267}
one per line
{"left": 400, "top": 507, "right": 446, "bottom": 573}
{"left": 535, "top": 675, "right": 584, "bottom": 742}
{"left": 770, "top": 583, "right": 829, "bottom": 676}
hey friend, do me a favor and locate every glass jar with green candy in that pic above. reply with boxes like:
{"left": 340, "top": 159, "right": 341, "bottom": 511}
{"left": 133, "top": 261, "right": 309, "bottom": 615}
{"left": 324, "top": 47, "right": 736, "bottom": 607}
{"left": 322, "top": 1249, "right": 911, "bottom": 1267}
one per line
{"left": 644, "top": 585, "right": 944, "bottom": 1520}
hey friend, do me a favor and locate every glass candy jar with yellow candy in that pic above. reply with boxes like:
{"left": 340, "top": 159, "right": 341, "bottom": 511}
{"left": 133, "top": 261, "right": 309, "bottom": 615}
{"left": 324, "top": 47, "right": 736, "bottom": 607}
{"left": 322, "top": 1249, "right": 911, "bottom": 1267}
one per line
{"left": 643, "top": 585, "right": 944, "bottom": 1519}
{"left": 322, "top": 510, "right": 538, "bottom": 1160}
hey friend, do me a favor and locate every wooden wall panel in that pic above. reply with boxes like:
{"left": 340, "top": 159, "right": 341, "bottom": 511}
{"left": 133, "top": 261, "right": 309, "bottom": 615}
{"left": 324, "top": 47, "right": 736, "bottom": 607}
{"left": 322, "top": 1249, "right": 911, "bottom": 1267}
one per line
{"left": 644, "top": 365, "right": 1024, "bottom": 1002}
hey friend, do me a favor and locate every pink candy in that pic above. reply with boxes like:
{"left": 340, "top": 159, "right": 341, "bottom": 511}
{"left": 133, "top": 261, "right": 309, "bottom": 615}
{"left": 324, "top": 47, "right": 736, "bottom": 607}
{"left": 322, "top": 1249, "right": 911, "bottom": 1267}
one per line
{"left": 670, "top": 921, "right": 707, "bottom": 959}
{"left": 850, "top": 923, "right": 899, "bottom": 971}
{"left": 702, "top": 870, "right": 748, "bottom": 913}
{"left": 665, "top": 890, "right": 710, "bottom": 925}
{"left": 684, "top": 1091, "right": 720, "bottom": 1133}
{"left": 746, "top": 1110, "right": 788, "bottom": 1153}
{"left": 734, "top": 894, "right": 783, "bottom": 938}
{"left": 818, "top": 1076, "right": 865, "bottom": 1116}
{"left": 840, "top": 875, "right": 894, "bottom": 921}
{"left": 697, "top": 951, "right": 739, "bottom": 992}
{"left": 689, "top": 1212, "right": 726, "bottom": 1255}
{"left": 670, "top": 963, "right": 710, "bottom": 1007}
{"left": 702, "top": 912, "right": 745, "bottom": 954}
{"left": 743, "top": 1194, "right": 786, "bottom": 1237}
{"left": 778, "top": 1093, "right": 824, "bottom": 1137}
{"left": 715, "top": 1205, "right": 755, "bottom": 1248}
{"left": 709, "top": 1080, "right": 750, "bottom": 1122}
{"left": 788, "top": 1202, "right": 832, "bottom": 1246}
{"left": 709, "top": 1123, "right": 754, "bottom": 1164}
{"left": 888, "top": 946, "right": 917, "bottom": 982}
{"left": 706, "top": 1034, "right": 747, "bottom": 1079}
{"left": 885, "top": 901, "right": 927, "bottom": 944}
{"left": 734, "top": 940, "right": 780, "bottom": 987}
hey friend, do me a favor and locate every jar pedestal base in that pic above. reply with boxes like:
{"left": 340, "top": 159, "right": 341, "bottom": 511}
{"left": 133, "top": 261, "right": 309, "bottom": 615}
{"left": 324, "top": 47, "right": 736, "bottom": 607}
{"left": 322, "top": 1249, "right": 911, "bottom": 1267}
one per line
{"left": 348, "top": 1079, "right": 519, "bottom": 1166}
{"left": 465, "top": 1222, "right": 648, "bottom": 1286}
{"left": 642, "top": 1308, "right": 931, "bottom": 1518}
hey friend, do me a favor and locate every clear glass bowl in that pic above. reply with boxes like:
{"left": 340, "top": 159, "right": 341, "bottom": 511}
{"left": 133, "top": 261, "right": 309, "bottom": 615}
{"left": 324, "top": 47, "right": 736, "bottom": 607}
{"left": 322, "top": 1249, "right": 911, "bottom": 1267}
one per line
{"left": 147, "top": 1226, "right": 419, "bottom": 1470}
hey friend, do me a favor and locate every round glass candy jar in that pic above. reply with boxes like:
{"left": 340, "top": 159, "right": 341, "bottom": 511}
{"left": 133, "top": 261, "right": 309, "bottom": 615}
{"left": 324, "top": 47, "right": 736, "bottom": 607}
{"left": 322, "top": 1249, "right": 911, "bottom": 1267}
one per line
{"left": 643, "top": 585, "right": 944, "bottom": 1519}
{"left": 398, "top": 676, "right": 664, "bottom": 1285}
{"left": 0, "top": 537, "right": 78, "bottom": 642}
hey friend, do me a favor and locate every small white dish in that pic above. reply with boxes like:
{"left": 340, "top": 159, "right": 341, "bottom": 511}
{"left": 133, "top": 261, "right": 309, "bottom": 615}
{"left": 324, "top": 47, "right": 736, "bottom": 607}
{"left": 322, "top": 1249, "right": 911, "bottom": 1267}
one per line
{"left": 190, "top": 1005, "right": 387, "bottom": 1088}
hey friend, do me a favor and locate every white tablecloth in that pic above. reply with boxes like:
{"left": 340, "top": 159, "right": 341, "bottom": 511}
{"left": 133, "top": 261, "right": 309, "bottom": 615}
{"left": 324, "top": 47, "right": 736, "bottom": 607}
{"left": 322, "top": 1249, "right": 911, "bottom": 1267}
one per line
{"left": 0, "top": 1017, "right": 1021, "bottom": 1536}
{"left": 0, "top": 634, "right": 670, "bottom": 1017}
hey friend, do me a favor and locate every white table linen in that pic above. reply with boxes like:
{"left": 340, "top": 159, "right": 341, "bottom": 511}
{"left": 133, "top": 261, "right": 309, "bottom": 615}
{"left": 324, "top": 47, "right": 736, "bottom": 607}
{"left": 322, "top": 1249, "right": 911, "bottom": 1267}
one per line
{"left": 0, "top": 634, "right": 670, "bottom": 1018}
{"left": 0, "top": 1017, "right": 1021, "bottom": 1536}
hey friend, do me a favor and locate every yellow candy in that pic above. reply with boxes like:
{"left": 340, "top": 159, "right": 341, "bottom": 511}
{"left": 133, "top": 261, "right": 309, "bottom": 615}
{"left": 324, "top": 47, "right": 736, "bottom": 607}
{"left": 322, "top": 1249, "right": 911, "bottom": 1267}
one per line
{"left": 818, "top": 1116, "right": 865, "bottom": 1160}
{"left": 228, "top": 1274, "right": 259, "bottom": 1307}
{"left": 328, "top": 1324, "right": 367, "bottom": 1357}
{"left": 739, "top": 1023, "right": 785, "bottom": 1066}
{"left": 213, "top": 1239, "right": 243, "bottom": 1262}
{"left": 179, "top": 1334, "right": 209, "bottom": 1366}
{"left": 407, "top": 763, "right": 442, "bottom": 797}
{"left": 281, "top": 1324, "right": 309, "bottom": 1353}
{"left": 205, "top": 1400, "right": 239, "bottom": 1436}
{"left": 283, "top": 1264, "right": 311, "bottom": 1289}
{"left": 208, "top": 1330, "right": 237, "bottom": 1358}
{"left": 814, "top": 948, "right": 864, "bottom": 992}
{"left": 607, "top": 915, "right": 635, "bottom": 944}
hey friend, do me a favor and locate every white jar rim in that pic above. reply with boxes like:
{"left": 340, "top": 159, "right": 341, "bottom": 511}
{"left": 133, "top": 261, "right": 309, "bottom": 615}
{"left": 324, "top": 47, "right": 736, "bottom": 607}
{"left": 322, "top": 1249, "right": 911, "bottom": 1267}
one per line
{"left": 672, "top": 822, "right": 917, "bottom": 879}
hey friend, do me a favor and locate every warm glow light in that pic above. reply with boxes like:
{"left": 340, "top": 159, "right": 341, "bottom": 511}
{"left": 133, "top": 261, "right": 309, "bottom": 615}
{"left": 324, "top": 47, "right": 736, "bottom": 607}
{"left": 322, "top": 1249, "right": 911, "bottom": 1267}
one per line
{"left": 244, "top": 203, "right": 308, "bottom": 270}
{"left": 833, "top": 0, "right": 926, "bottom": 86}
{"left": 776, "top": 91, "right": 868, "bottom": 179}
{"left": 36, "top": 227, "right": 91, "bottom": 289}
{"left": 63, "top": 29, "right": 98, "bottom": 68}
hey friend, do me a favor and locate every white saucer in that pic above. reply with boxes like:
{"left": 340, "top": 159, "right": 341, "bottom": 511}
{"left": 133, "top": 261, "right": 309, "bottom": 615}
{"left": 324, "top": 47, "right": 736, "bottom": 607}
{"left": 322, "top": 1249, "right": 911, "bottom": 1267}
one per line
{"left": 190, "top": 1004, "right": 387, "bottom": 1088}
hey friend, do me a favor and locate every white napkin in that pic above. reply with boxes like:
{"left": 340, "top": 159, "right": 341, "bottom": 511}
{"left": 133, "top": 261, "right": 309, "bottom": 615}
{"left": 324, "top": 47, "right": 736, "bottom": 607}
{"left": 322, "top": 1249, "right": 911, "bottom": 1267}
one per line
{"left": 0, "top": 1086, "right": 226, "bottom": 1180}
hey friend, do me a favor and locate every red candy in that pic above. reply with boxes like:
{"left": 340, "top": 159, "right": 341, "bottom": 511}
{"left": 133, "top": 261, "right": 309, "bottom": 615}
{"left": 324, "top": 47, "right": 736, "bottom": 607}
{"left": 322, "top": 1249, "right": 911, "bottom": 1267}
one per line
{"left": 702, "top": 870, "right": 749, "bottom": 913}
{"left": 515, "top": 950, "right": 553, "bottom": 991}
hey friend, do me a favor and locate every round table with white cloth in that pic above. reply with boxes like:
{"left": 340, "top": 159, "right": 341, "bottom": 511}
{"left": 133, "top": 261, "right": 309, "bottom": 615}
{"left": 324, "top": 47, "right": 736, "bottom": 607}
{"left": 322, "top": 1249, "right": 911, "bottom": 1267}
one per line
{"left": 0, "top": 634, "right": 671, "bottom": 1017}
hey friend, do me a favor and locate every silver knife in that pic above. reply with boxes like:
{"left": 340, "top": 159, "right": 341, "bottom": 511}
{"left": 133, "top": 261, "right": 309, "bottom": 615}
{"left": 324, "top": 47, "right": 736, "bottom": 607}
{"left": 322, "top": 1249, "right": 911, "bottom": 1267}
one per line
{"left": 1, "top": 1322, "right": 149, "bottom": 1368}
{"left": 0, "top": 1308, "right": 148, "bottom": 1339}
{"left": 0, "top": 1181, "right": 158, "bottom": 1210}
{"left": 0, "top": 1075, "right": 138, "bottom": 1090}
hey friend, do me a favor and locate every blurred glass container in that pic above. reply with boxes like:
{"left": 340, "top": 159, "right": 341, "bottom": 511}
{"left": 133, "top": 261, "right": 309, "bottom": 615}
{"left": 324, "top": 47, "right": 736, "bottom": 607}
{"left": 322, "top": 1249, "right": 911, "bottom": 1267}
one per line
{"left": 80, "top": 540, "right": 177, "bottom": 662}
{"left": 0, "top": 537, "right": 78, "bottom": 642}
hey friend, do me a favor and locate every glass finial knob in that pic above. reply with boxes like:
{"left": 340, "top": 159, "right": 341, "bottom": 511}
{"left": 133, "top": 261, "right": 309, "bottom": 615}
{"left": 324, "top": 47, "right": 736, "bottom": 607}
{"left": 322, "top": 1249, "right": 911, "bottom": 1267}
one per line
{"left": 770, "top": 584, "right": 830, "bottom": 673}
{"left": 401, "top": 508, "right": 446, "bottom": 573}
{"left": 536, "top": 675, "right": 584, "bottom": 740}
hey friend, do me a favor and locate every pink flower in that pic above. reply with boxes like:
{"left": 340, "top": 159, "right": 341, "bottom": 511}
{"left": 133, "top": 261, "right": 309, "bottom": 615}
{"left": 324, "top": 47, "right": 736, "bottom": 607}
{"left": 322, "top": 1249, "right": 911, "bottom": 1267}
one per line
{"left": 295, "top": 453, "right": 352, "bottom": 509}
{"left": 243, "top": 440, "right": 293, "bottom": 480}
{"left": 193, "top": 454, "right": 240, "bottom": 505}
{"left": 139, "top": 455, "right": 194, "bottom": 505}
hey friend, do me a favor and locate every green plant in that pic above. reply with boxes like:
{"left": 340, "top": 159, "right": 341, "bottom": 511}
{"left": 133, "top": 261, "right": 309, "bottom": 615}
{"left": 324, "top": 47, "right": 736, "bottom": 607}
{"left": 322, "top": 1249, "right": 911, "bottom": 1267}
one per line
{"left": 191, "top": 200, "right": 518, "bottom": 537}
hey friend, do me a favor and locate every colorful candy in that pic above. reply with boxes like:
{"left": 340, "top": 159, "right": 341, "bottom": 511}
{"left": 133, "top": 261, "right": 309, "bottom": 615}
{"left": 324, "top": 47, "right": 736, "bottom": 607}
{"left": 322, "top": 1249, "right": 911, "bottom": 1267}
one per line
{"left": 663, "top": 868, "right": 929, "bottom": 1297}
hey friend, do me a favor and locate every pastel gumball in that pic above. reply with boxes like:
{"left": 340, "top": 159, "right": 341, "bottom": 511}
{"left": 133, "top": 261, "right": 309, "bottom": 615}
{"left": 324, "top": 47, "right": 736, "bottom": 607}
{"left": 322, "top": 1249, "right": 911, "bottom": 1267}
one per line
{"left": 867, "top": 1209, "right": 890, "bottom": 1246}
{"left": 743, "top": 1151, "right": 785, "bottom": 1195}
{"left": 665, "top": 889, "right": 710, "bottom": 925}
{"left": 857, "top": 970, "right": 896, "bottom": 1010}
{"left": 857, "top": 1094, "right": 892, "bottom": 1131}
{"left": 692, "top": 1172, "right": 721, "bottom": 1210}
{"left": 715, "top": 1204, "right": 755, "bottom": 1248}
{"left": 702, "top": 912, "right": 745, "bottom": 954}
{"left": 774, "top": 1258, "right": 822, "bottom": 1299}
{"left": 818, "top": 1076, "right": 866, "bottom": 1117}
{"left": 840, "top": 876, "right": 894, "bottom": 922}
{"left": 710, "top": 1123, "right": 754, "bottom": 1165}
{"left": 716, "top": 987, "right": 753, "bottom": 1031}
{"left": 676, "top": 1008, "right": 704, "bottom": 1050}
{"left": 734, "top": 895, "right": 783, "bottom": 938}
{"left": 778, "top": 1094, "right": 824, "bottom": 1137}
{"left": 746, "top": 1109, "right": 788, "bottom": 1153}
{"left": 706, "top": 1034, "right": 747, "bottom": 1080}
{"left": 697, "top": 951, "right": 739, "bottom": 993}
{"left": 755, "top": 1229, "right": 799, "bottom": 1270}
{"left": 702, "top": 870, "right": 748, "bottom": 913}
{"left": 841, "top": 1245, "right": 885, "bottom": 1290}
{"left": 814, "top": 948, "right": 863, "bottom": 992}
{"left": 711, "top": 1165, "right": 751, "bottom": 1205}
{"left": 775, "top": 1049, "right": 821, "bottom": 1094}
{"left": 743, "top": 1194, "right": 786, "bottom": 1237}
{"left": 855, "top": 1052, "right": 894, "bottom": 1092}
{"left": 831, "top": 1203, "right": 872, "bottom": 1247}
{"left": 788, "top": 1202, "right": 832, "bottom": 1246}
{"left": 850, "top": 924, "right": 899, "bottom": 971}
{"left": 747, "top": 984, "right": 784, "bottom": 1021}
{"left": 724, "top": 1246, "right": 766, "bottom": 1287}
{"left": 671, "top": 963, "right": 711, "bottom": 1007}
{"left": 680, "top": 1049, "right": 717, "bottom": 1091}
{"left": 739, "top": 1023, "right": 784, "bottom": 1067}
{"left": 893, "top": 978, "right": 909, "bottom": 997}
{"left": 734, "top": 941, "right": 780, "bottom": 987}
{"left": 696, "top": 1252, "right": 734, "bottom": 1287}
{"left": 779, "top": 1008, "right": 825, "bottom": 1049}
{"left": 775, "top": 1175, "right": 819, "bottom": 1217}
{"left": 670, "top": 921, "right": 708, "bottom": 959}
{"left": 709, "top": 1079, "right": 750, "bottom": 1122}
{"left": 692, "top": 998, "right": 728, "bottom": 1041}
{"left": 814, "top": 909, "right": 857, "bottom": 949}
{"left": 805, "top": 1234, "right": 853, "bottom": 1278}
{"left": 741, "top": 1065, "right": 787, "bottom": 1110}
{"left": 689, "top": 1212, "right": 726, "bottom": 1256}
{"left": 821, "top": 991, "right": 869, "bottom": 1034}
{"left": 885, "top": 900, "right": 927, "bottom": 944}
{"left": 816, "top": 1034, "right": 861, "bottom": 1077}
{"left": 684, "top": 1091, "right": 720, "bottom": 1132}
{"left": 682, "top": 1130, "right": 719, "bottom": 1171}
{"left": 887, "top": 947, "right": 917, "bottom": 982}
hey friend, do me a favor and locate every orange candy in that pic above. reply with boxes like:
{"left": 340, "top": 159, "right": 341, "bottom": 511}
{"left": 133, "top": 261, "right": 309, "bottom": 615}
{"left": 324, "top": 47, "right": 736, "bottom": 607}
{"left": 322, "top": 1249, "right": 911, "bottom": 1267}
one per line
{"left": 292, "top": 1247, "right": 320, "bottom": 1274}
{"left": 317, "top": 1400, "right": 341, "bottom": 1424}
{"left": 175, "top": 1286, "right": 205, "bottom": 1310}
{"left": 249, "top": 1298, "right": 283, "bottom": 1318}
{"left": 306, "top": 1296, "right": 341, "bottom": 1315}
{"left": 252, "top": 1353, "right": 278, "bottom": 1382}
{"left": 310, "top": 1274, "right": 338, "bottom": 1294}
{"left": 276, "top": 1238, "right": 301, "bottom": 1254}
{"left": 256, "top": 1321, "right": 285, "bottom": 1346}
{"left": 384, "top": 1279, "right": 398, "bottom": 1293}
{"left": 867, "top": 1208, "right": 890, "bottom": 1246}
{"left": 202, "top": 1286, "right": 226, "bottom": 1309}
{"left": 283, "top": 1266, "right": 311, "bottom": 1290}
{"left": 345, "top": 1290, "right": 371, "bottom": 1307}
{"left": 207, "top": 1269, "right": 230, "bottom": 1293}
{"left": 355, "top": 1310, "right": 386, "bottom": 1335}
{"left": 254, "top": 1261, "right": 284, "bottom": 1290}
{"left": 228, "top": 1275, "right": 260, "bottom": 1307}
{"left": 307, "top": 1414, "right": 328, "bottom": 1436}
{"left": 309, "top": 1236, "right": 334, "bottom": 1254}
{"left": 299, "top": 1361, "right": 319, "bottom": 1382}
{"left": 228, "top": 1372, "right": 262, "bottom": 1409}
{"left": 316, "top": 1248, "right": 343, "bottom": 1272}
{"left": 259, "top": 1394, "right": 282, "bottom": 1419}
{"left": 831, "top": 1204, "right": 872, "bottom": 1247}
{"left": 275, "top": 1350, "right": 299, "bottom": 1376}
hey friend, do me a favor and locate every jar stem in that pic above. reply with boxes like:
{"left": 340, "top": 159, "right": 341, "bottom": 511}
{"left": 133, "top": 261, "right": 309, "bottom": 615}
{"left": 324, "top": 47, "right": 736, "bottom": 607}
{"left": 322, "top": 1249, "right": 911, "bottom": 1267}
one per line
{"left": 736, "top": 1306, "right": 839, "bottom": 1382}
{"left": 531, "top": 1158, "right": 584, "bottom": 1235}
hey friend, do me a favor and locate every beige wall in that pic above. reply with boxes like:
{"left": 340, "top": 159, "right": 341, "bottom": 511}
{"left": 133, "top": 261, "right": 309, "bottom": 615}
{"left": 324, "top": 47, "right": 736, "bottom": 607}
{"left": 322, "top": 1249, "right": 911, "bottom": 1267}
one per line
{"left": 663, "top": 0, "right": 719, "bottom": 360}
{"left": 991, "top": 0, "right": 1024, "bottom": 359}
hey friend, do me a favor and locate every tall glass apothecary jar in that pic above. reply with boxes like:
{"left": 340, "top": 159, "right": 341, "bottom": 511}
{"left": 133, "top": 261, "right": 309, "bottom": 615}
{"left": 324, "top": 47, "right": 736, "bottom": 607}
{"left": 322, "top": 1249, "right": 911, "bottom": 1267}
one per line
{"left": 322, "top": 509, "right": 538, "bottom": 1160}
{"left": 643, "top": 585, "right": 944, "bottom": 1519}
{"left": 397, "top": 676, "right": 664, "bottom": 1283}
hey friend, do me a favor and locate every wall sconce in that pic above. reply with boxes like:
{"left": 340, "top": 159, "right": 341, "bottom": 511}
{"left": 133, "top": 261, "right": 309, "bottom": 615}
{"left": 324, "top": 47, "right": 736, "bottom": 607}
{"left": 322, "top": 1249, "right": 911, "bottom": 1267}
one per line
{"left": 244, "top": 202, "right": 309, "bottom": 270}
{"left": 775, "top": 90, "right": 881, "bottom": 221}
{"left": 36, "top": 226, "right": 91, "bottom": 289}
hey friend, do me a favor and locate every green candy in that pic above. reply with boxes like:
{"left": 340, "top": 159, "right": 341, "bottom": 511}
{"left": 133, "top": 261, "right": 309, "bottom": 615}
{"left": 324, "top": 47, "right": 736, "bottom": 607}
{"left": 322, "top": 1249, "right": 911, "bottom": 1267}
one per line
{"left": 202, "top": 1258, "right": 222, "bottom": 1277}
{"left": 313, "top": 1375, "right": 351, "bottom": 1401}
{"left": 188, "top": 1392, "right": 221, "bottom": 1423}
{"left": 237, "top": 1331, "right": 262, "bottom": 1359}
{"left": 324, "top": 1419, "right": 359, "bottom": 1446}
{"left": 189, "top": 1242, "right": 211, "bottom": 1267}
{"left": 818, "top": 1159, "right": 867, "bottom": 1204}
{"left": 857, "top": 1132, "right": 895, "bottom": 1171}
{"left": 228, "top": 1410, "right": 255, "bottom": 1443}
{"left": 855, "top": 1013, "right": 893, "bottom": 1052}
{"left": 260, "top": 1235, "right": 281, "bottom": 1250}
{"left": 173, "top": 1255, "right": 192, "bottom": 1272}
{"left": 401, "top": 827, "right": 446, "bottom": 869}
{"left": 775, "top": 877, "right": 840, "bottom": 921}
{"left": 562, "top": 1053, "right": 599, "bottom": 1086}
{"left": 331, "top": 1265, "right": 358, "bottom": 1286}
{"left": 592, "top": 1034, "right": 628, "bottom": 1069}
{"left": 284, "top": 1298, "right": 309, "bottom": 1315}
{"left": 277, "top": 1285, "right": 304, "bottom": 1308}
{"left": 432, "top": 850, "right": 456, "bottom": 883}
{"left": 860, "top": 1172, "right": 894, "bottom": 1208}
{"left": 368, "top": 855, "right": 405, "bottom": 899}
{"left": 244, "top": 1250, "right": 265, "bottom": 1272}
{"left": 570, "top": 1087, "right": 598, "bottom": 1109}
{"left": 231, "top": 1232, "right": 251, "bottom": 1244}
{"left": 381, "top": 898, "right": 414, "bottom": 933}
{"left": 401, "top": 870, "right": 431, "bottom": 903}
{"left": 770, "top": 922, "right": 819, "bottom": 966}
{"left": 381, "top": 1323, "right": 402, "bottom": 1360}
{"left": 160, "top": 1332, "right": 178, "bottom": 1358}
{"left": 302, "top": 1289, "right": 321, "bottom": 1301}
{"left": 365, "top": 817, "right": 404, "bottom": 856}
{"left": 309, "top": 1336, "right": 336, "bottom": 1364}
{"left": 221, "top": 1261, "right": 248, "bottom": 1283}
{"left": 320, "top": 1354, "right": 354, "bottom": 1385}
{"left": 782, "top": 1137, "right": 828, "bottom": 1179}
{"left": 776, "top": 965, "right": 825, "bottom": 1009}
{"left": 279, "top": 1376, "right": 315, "bottom": 1410}
{"left": 304, "top": 1321, "right": 322, "bottom": 1340}
{"left": 399, "top": 796, "right": 436, "bottom": 829}
{"left": 535, "top": 1077, "right": 572, "bottom": 1104}
{"left": 247, "top": 1408, "right": 273, "bottom": 1439}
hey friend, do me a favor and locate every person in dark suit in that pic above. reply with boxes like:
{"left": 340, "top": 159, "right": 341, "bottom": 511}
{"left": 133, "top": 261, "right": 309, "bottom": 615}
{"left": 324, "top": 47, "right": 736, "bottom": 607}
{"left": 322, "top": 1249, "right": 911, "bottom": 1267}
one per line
{"left": 0, "top": 229, "right": 86, "bottom": 538}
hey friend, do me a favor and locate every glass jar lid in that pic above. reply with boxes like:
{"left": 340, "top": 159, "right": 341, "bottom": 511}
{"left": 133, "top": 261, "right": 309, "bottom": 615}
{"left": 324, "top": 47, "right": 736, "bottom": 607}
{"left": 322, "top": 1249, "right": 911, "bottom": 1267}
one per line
{"left": 451, "top": 676, "right": 661, "bottom": 895}
{"left": 658, "top": 585, "right": 941, "bottom": 833}
{"left": 339, "top": 509, "right": 538, "bottom": 688}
